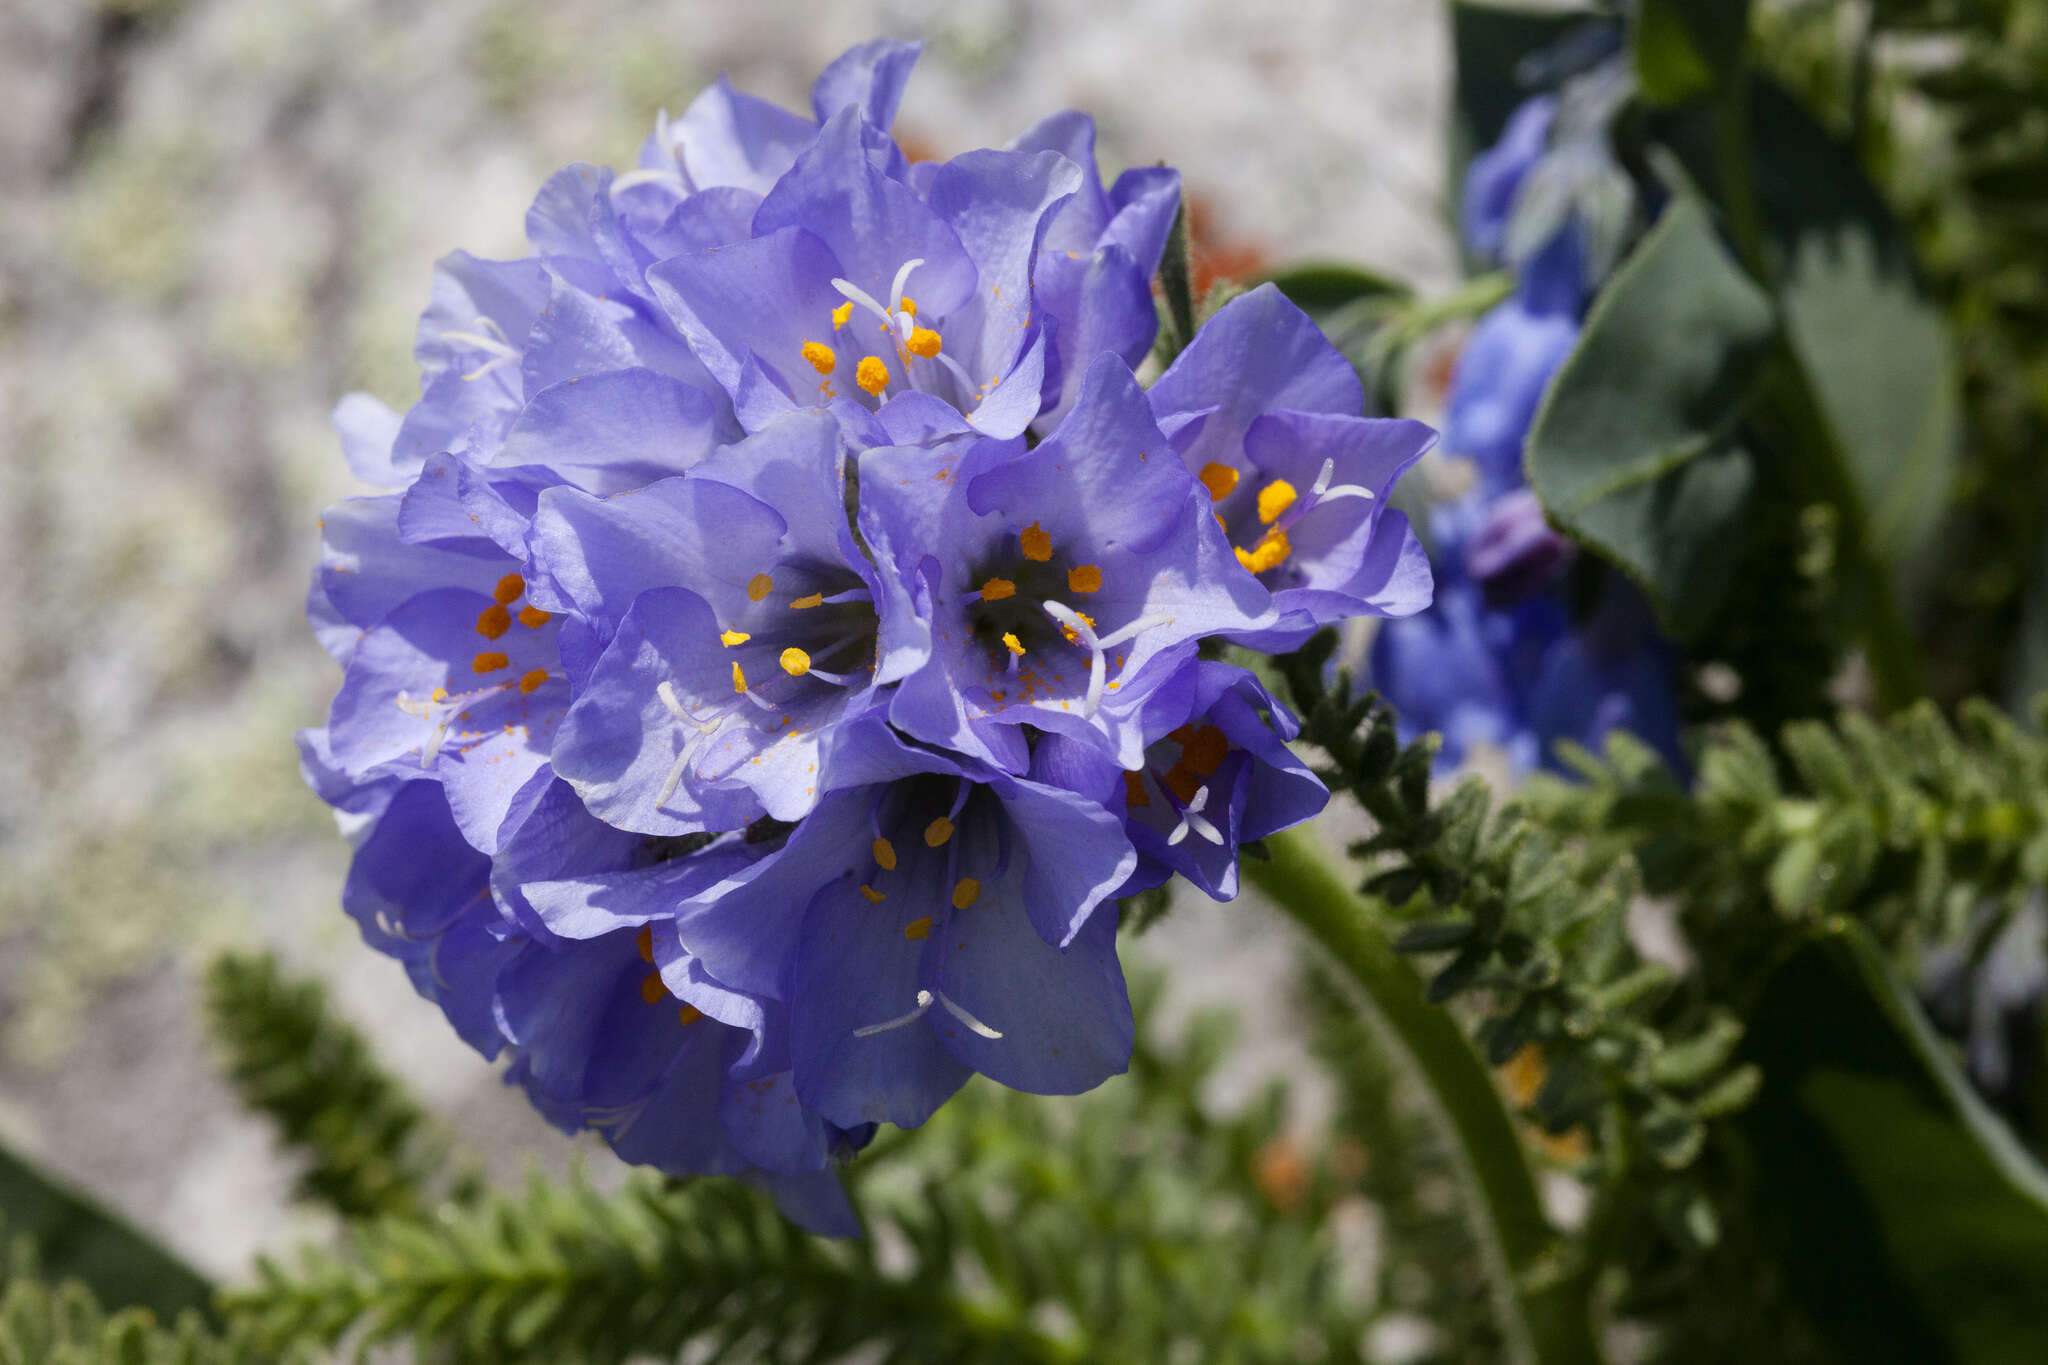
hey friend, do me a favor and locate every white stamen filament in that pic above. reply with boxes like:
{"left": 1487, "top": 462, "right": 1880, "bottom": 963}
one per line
{"left": 1166, "top": 783, "right": 1224, "bottom": 847}
{"left": 655, "top": 681, "right": 733, "bottom": 809}
{"left": 936, "top": 991, "right": 1003, "bottom": 1039}
{"left": 831, "top": 277, "right": 898, "bottom": 329}
{"left": 609, "top": 167, "right": 689, "bottom": 195}
{"left": 1041, "top": 603, "right": 1174, "bottom": 719}
{"left": 853, "top": 988, "right": 934, "bottom": 1037}
{"left": 1297, "top": 456, "right": 1376, "bottom": 517}
{"left": 886, "top": 258, "right": 923, "bottom": 318}
{"left": 440, "top": 316, "right": 521, "bottom": 380}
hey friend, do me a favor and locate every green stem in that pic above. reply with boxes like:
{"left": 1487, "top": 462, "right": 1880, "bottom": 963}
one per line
{"left": 1248, "top": 827, "right": 1604, "bottom": 1365}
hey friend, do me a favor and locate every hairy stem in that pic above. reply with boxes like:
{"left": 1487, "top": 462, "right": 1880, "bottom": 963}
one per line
{"left": 1248, "top": 825, "right": 1604, "bottom": 1365}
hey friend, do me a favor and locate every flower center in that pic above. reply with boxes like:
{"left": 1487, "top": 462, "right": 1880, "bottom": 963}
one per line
{"left": 1197, "top": 457, "right": 1377, "bottom": 581}
{"left": 653, "top": 561, "right": 879, "bottom": 809}
{"left": 849, "top": 777, "right": 1005, "bottom": 1042}
{"left": 1126, "top": 723, "right": 1233, "bottom": 847}
{"left": 961, "top": 522, "right": 1166, "bottom": 718}
{"left": 793, "top": 257, "right": 975, "bottom": 406}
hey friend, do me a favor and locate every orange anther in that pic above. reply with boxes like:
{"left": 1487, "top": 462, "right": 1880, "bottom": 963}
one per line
{"left": 1257, "top": 479, "right": 1298, "bottom": 525}
{"left": 518, "top": 605, "right": 551, "bottom": 628}
{"left": 903, "top": 915, "right": 934, "bottom": 940}
{"left": 519, "top": 668, "right": 548, "bottom": 694}
{"left": 476, "top": 604, "right": 512, "bottom": 639}
{"left": 1020, "top": 521, "right": 1053, "bottom": 562}
{"left": 493, "top": 573, "right": 525, "bottom": 605}
{"left": 1180, "top": 725, "right": 1229, "bottom": 777}
{"left": 1198, "top": 463, "right": 1240, "bottom": 502}
{"left": 473, "top": 651, "right": 510, "bottom": 674}
{"left": 1067, "top": 565, "right": 1102, "bottom": 594}
{"left": 856, "top": 355, "right": 890, "bottom": 395}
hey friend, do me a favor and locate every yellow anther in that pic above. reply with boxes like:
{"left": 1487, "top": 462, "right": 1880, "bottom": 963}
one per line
{"left": 493, "top": 573, "right": 525, "bottom": 605}
{"left": 640, "top": 972, "right": 667, "bottom": 1005}
{"left": 677, "top": 1005, "right": 704, "bottom": 1027}
{"left": 899, "top": 296, "right": 917, "bottom": 315}
{"left": 907, "top": 327, "right": 942, "bottom": 358}
{"left": 924, "top": 816, "right": 954, "bottom": 848}
{"left": 747, "top": 572, "right": 774, "bottom": 602}
{"left": 860, "top": 884, "right": 886, "bottom": 904}
{"left": 789, "top": 593, "right": 824, "bottom": 609}
{"left": 951, "top": 878, "right": 981, "bottom": 910}
{"left": 430, "top": 687, "right": 449, "bottom": 703}
{"left": 1002, "top": 632, "right": 1025, "bottom": 656}
{"left": 636, "top": 926, "right": 655, "bottom": 964}
{"left": 1124, "top": 770, "right": 1151, "bottom": 808}
{"left": 832, "top": 301, "right": 854, "bottom": 330}
{"left": 720, "top": 628, "right": 751, "bottom": 647}
{"left": 979, "top": 577, "right": 1016, "bottom": 602}
{"left": 856, "top": 355, "right": 890, "bottom": 395}
{"left": 473, "top": 651, "right": 510, "bottom": 674}
{"left": 518, "top": 605, "right": 552, "bottom": 628}
{"left": 476, "top": 604, "right": 512, "bottom": 639}
{"left": 519, "top": 668, "right": 548, "bottom": 694}
{"left": 872, "top": 837, "right": 898, "bottom": 870}
{"left": 731, "top": 661, "right": 748, "bottom": 693}
{"left": 801, "top": 340, "right": 837, "bottom": 375}
{"left": 904, "top": 915, "right": 934, "bottom": 940}
{"left": 1180, "top": 725, "right": 1229, "bottom": 777}
{"left": 780, "top": 647, "right": 812, "bottom": 677}
{"left": 1067, "top": 564, "right": 1102, "bottom": 594}
{"left": 1257, "top": 478, "right": 1299, "bottom": 525}
{"left": 1019, "top": 521, "right": 1053, "bottom": 562}
{"left": 1198, "top": 463, "right": 1240, "bottom": 502}
{"left": 1235, "top": 527, "right": 1292, "bottom": 575}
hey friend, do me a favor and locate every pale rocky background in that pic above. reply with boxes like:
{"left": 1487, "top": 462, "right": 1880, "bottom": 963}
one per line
{"left": 0, "top": 0, "right": 1460, "bottom": 1282}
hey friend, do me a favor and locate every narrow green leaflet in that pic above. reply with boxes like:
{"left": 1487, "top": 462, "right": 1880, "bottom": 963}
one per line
{"left": 1740, "top": 921, "right": 2048, "bottom": 1361}
{"left": 1524, "top": 197, "right": 1774, "bottom": 638}
{"left": 0, "top": 1142, "right": 213, "bottom": 1323}
{"left": 1631, "top": 0, "right": 1753, "bottom": 106}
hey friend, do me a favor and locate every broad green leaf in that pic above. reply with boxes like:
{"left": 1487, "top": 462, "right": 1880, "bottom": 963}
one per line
{"left": 1749, "top": 82, "right": 1960, "bottom": 566}
{"left": 1662, "top": 81, "right": 1961, "bottom": 570}
{"left": 1740, "top": 921, "right": 2048, "bottom": 1361}
{"left": 1631, "top": 0, "right": 1753, "bottom": 106}
{"left": 1524, "top": 197, "right": 1775, "bottom": 637}
{"left": 0, "top": 1140, "right": 213, "bottom": 1321}
{"left": 1264, "top": 262, "right": 1406, "bottom": 316}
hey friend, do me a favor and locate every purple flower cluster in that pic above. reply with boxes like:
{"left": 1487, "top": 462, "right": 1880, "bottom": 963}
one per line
{"left": 303, "top": 41, "right": 1434, "bottom": 1227}
{"left": 1372, "top": 93, "right": 1679, "bottom": 776}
